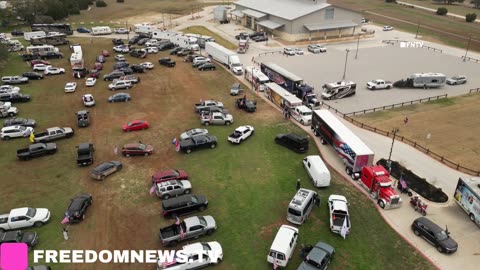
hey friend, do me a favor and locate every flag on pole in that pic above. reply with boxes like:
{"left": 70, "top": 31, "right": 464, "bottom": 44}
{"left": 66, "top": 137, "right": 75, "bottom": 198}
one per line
{"left": 175, "top": 216, "right": 181, "bottom": 225}
{"left": 340, "top": 218, "right": 349, "bottom": 239}
{"left": 180, "top": 226, "right": 185, "bottom": 239}
{"left": 113, "top": 145, "right": 118, "bottom": 155}
{"left": 172, "top": 138, "right": 177, "bottom": 145}
{"left": 149, "top": 184, "right": 156, "bottom": 196}
{"left": 175, "top": 138, "right": 180, "bottom": 152}
{"left": 61, "top": 215, "right": 70, "bottom": 224}
{"left": 29, "top": 132, "right": 35, "bottom": 143}
{"left": 273, "top": 260, "right": 278, "bottom": 270}
{"left": 400, "top": 175, "right": 407, "bottom": 190}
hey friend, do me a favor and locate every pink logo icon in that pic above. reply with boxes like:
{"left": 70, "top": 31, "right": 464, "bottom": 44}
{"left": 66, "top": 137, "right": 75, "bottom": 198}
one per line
{"left": 0, "top": 243, "right": 28, "bottom": 270}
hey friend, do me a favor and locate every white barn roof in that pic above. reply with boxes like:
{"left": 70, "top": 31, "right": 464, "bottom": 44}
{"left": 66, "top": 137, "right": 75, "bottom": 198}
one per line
{"left": 235, "top": 0, "right": 330, "bottom": 20}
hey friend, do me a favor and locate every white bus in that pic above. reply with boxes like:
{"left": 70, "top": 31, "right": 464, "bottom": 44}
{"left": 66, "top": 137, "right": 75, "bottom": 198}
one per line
{"left": 454, "top": 177, "right": 480, "bottom": 225}
{"left": 286, "top": 188, "right": 319, "bottom": 225}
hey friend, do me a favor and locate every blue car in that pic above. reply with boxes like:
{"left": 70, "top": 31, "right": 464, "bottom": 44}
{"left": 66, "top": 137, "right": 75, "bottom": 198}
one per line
{"left": 77, "top": 27, "right": 91, "bottom": 33}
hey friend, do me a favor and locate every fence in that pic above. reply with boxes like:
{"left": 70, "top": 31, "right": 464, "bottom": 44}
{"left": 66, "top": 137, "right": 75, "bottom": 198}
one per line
{"left": 469, "top": 88, "right": 480, "bottom": 94}
{"left": 343, "top": 94, "right": 448, "bottom": 116}
{"left": 320, "top": 101, "right": 480, "bottom": 176}
{"left": 461, "top": 56, "right": 480, "bottom": 63}
{"left": 422, "top": 45, "right": 442, "bottom": 53}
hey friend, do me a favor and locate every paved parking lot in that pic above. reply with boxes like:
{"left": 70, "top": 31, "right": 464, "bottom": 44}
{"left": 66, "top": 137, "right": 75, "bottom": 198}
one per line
{"left": 256, "top": 45, "right": 480, "bottom": 113}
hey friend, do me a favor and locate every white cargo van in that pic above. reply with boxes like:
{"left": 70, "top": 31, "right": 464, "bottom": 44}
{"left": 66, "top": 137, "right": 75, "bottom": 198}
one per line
{"left": 287, "top": 188, "right": 319, "bottom": 225}
{"left": 267, "top": 225, "right": 298, "bottom": 268}
{"left": 303, "top": 155, "right": 331, "bottom": 187}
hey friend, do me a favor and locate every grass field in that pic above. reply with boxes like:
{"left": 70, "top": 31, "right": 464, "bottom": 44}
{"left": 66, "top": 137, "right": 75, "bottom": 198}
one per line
{"left": 0, "top": 37, "right": 434, "bottom": 270}
{"left": 401, "top": 0, "right": 479, "bottom": 16}
{"left": 353, "top": 94, "right": 480, "bottom": 171}
{"left": 331, "top": 0, "right": 480, "bottom": 52}
{"left": 180, "top": 25, "right": 237, "bottom": 50}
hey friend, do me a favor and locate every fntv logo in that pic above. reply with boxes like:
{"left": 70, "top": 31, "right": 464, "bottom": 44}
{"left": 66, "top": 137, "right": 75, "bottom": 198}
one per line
{"left": 400, "top": 41, "right": 424, "bottom": 48}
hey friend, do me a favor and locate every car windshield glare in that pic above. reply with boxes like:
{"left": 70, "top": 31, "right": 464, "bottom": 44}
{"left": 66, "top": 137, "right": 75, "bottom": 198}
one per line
{"left": 191, "top": 196, "right": 198, "bottom": 204}
{"left": 198, "top": 216, "right": 207, "bottom": 227}
{"left": 201, "top": 242, "right": 211, "bottom": 251}
{"left": 436, "top": 231, "right": 449, "bottom": 241}
{"left": 26, "top": 207, "right": 36, "bottom": 217}
{"left": 138, "top": 144, "right": 146, "bottom": 150}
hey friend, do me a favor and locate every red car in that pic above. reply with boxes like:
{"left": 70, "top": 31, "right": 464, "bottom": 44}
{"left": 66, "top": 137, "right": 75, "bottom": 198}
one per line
{"left": 102, "top": 50, "right": 110, "bottom": 57}
{"left": 121, "top": 142, "right": 154, "bottom": 157}
{"left": 88, "top": 69, "right": 101, "bottom": 78}
{"left": 94, "top": 62, "right": 103, "bottom": 70}
{"left": 152, "top": 169, "right": 188, "bottom": 184}
{"left": 122, "top": 120, "right": 149, "bottom": 132}
{"left": 31, "top": 60, "right": 50, "bottom": 66}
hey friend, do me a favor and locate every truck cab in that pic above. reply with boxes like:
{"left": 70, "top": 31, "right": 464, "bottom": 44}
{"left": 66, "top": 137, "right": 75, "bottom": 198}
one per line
{"left": 359, "top": 166, "right": 402, "bottom": 209}
{"left": 291, "top": 105, "right": 312, "bottom": 126}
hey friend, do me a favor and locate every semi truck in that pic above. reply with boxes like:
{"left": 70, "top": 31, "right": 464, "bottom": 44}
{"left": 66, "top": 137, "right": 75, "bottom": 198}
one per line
{"left": 244, "top": 66, "right": 270, "bottom": 91}
{"left": 205, "top": 42, "right": 243, "bottom": 75}
{"left": 358, "top": 165, "right": 402, "bottom": 209}
{"left": 454, "top": 177, "right": 480, "bottom": 225}
{"left": 311, "top": 109, "right": 374, "bottom": 179}
{"left": 260, "top": 62, "right": 319, "bottom": 108}
{"left": 264, "top": 82, "right": 302, "bottom": 110}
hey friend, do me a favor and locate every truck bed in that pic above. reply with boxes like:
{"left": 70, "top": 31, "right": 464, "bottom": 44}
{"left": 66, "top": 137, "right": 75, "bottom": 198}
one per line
{"left": 332, "top": 213, "right": 348, "bottom": 227}
{"left": 159, "top": 223, "right": 186, "bottom": 239}
{"left": 16, "top": 148, "right": 30, "bottom": 155}
{"left": 34, "top": 132, "right": 49, "bottom": 138}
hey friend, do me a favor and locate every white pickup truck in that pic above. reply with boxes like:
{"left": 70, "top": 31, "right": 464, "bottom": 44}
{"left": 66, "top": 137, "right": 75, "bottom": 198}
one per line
{"left": 366, "top": 79, "right": 393, "bottom": 90}
{"left": 0, "top": 207, "right": 51, "bottom": 232}
{"left": 328, "top": 195, "right": 351, "bottom": 236}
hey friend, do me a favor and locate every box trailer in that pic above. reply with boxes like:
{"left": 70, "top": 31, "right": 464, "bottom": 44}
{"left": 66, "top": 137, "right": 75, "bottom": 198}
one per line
{"left": 312, "top": 109, "right": 374, "bottom": 178}
{"left": 214, "top": 6, "right": 229, "bottom": 23}
{"left": 151, "top": 30, "right": 180, "bottom": 40}
{"left": 205, "top": 42, "right": 243, "bottom": 75}
{"left": 244, "top": 66, "right": 270, "bottom": 92}
{"left": 91, "top": 26, "right": 112, "bottom": 36}
{"left": 454, "top": 177, "right": 480, "bottom": 225}
{"left": 264, "top": 82, "right": 302, "bottom": 110}
{"left": 170, "top": 35, "right": 199, "bottom": 51}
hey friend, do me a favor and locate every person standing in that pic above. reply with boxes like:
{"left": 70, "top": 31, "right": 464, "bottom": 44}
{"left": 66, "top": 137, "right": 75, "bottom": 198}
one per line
{"left": 404, "top": 116, "right": 409, "bottom": 126}
{"left": 62, "top": 227, "right": 69, "bottom": 240}
{"left": 296, "top": 179, "right": 301, "bottom": 190}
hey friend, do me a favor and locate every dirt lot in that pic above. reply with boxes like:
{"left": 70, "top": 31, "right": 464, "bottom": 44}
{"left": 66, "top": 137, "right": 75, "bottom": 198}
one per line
{"left": 353, "top": 94, "right": 480, "bottom": 171}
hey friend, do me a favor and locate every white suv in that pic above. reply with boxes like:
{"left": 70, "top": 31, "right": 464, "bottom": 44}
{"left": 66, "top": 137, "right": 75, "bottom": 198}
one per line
{"left": 108, "top": 80, "right": 132, "bottom": 90}
{"left": 1, "top": 125, "right": 34, "bottom": 140}
{"left": 192, "top": 57, "right": 211, "bottom": 66}
{"left": 283, "top": 48, "right": 296, "bottom": 56}
{"left": 33, "top": 64, "right": 51, "bottom": 71}
{"left": 44, "top": 66, "right": 65, "bottom": 75}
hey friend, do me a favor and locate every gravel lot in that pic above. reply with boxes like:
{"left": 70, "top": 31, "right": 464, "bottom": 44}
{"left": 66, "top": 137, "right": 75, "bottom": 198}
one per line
{"left": 256, "top": 45, "right": 480, "bottom": 113}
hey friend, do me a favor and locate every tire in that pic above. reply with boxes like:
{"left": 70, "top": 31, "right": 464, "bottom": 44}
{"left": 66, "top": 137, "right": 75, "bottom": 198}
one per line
{"left": 204, "top": 122, "right": 210, "bottom": 126}
{"left": 387, "top": 85, "right": 391, "bottom": 89}
{"left": 300, "top": 120, "right": 304, "bottom": 125}
{"left": 3, "top": 136, "right": 10, "bottom": 140}
{"left": 210, "top": 144, "right": 216, "bottom": 149}
{"left": 345, "top": 167, "right": 352, "bottom": 176}
{"left": 378, "top": 200, "right": 385, "bottom": 209}
{"left": 437, "top": 246, "right": 444, "bottom": 253}
{"left": 225, "top": 121, "right": 231, "bottom": 126}
{"left": 320, "top": 137, "right": 325, "bottom": 144}
{"left": 125, "top": 153, "right": 130, "bottom": 157}
{"left": 413, "top": 229, "right": 420, "bottom": 236}
{"left": 372, "top": 86, "right": 376, "bottom": 90}
{"left": 422, "top": 211, "right": 427, "bottom": 216}
{"left": 184, "top": 189, "right": 191, "bottom": 194}
{"left": 34, "top": 221, "right": 43, "bottom": 227}
{"left": 206, "top": 229, "right": 215, "bottom": 235}
{"left": 186, "top": 148, "right": 192, "bottom": 154}
{"left": 470, "top": 213, "right": 475, "bottom": 222}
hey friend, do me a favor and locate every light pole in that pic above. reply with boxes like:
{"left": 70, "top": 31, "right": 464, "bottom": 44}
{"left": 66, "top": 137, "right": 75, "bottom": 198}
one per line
{"left": 342, "top": 49, "right": 350, "bottom": 80}
{"left": 387, "top": 128, "right": 399, "bottom": 173}
{"left": 463, "top": 35, "right": 472, "bottom": 62}
{"left": 355, "top": 35, "right": 360, "bottom": 59}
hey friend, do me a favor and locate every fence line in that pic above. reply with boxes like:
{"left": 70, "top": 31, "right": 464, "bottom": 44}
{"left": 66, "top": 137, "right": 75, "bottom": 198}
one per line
{"left": 320, "top": 102, "right": 480, "bottom": 176}
{"left": 343, "top": 94, "right": 448, "bottom": 116}
{"left": 469, "top": 88, "right": 480, "bottom": 94}
{"left": 461, "top": 56, "right": 480, "bottom": 63}
{"left": 422, "top": 45, "right": 442, "bottom": 53}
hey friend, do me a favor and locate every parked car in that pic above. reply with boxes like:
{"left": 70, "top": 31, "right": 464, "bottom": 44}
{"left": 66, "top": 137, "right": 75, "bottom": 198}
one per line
{"left": 157, "top": 42, "right": 175, "bottom": 51}
{"left": 2, "top": 76, "right": 28, "bottom": 85}
{"left": 121, "top": 142, "right": 154, "bottom": 157}
{"left": 411, "top": 217, "right": 458, "bottom": 254}
{"left": 294, "top": 48, "right": 304, "bottom": 55}
{"left": 383, "top": 26, "right": 394, "bottom": 31}
{"left": 122, "top": 120, "right": 149, "bottom": 132}
{"left": 3, "top": 117, "right": 36, "bottom": 128}
{"left": 16, "top": 143, "right": 57, "bottom": 160}
{"left": 64, "top": 82, "right": 77, "bottom": 93}
{"left": 159, "top": 57, "right": 176, "bottom": 67}
{"left": 113, "top": 61, "right": 129, "bottom": 70}
{"left": 228, "top": 125, "right": 254, "bottom": 144}
{"left": 201, "top": 112, "right": 233, "bottom": 126}
{"left": 140, "top": 62, "right": 154, "bottom": 70}
{"left": 76, "top": 110, "right": 90, "bottom": 128}
{"left": 103, "top": 71, "right": 125, "bottom": 81}
{"left": 82, "top": 94, "right": 95, "bottom": 107}
{"left": 0, "top": 230, "right": 38, "bottom": 250}
{"left": 184, "top": 54, "right": 202, "bottom": 63}
{"left": 297, "top": 241, "right": 335, "bottom": 270}
{"left": 108, "top": 80, "right": 132, "bottom": 90}
{"left": 64, "top": 194, "right": 93, "bottom": 223}
{"left": 155, "top": 180, "right": 192, "bottom": 200}
{"left": 90, "top": 161, "right": 122, "bottom": 180}
{"left": 0, "top": 85, "right": 20, "bottom": 94}
{"left": 161, "top": 194, "right": 208, "bottom": 218}
{"left": 102, "top": 50, "right": 110, "bottom": 57}
{"left": 0, "top": 93, "right": 31, "bottom": 103}
{"left": 146, "top": 47, "right": 159, "bottom": 54}
{"left": 192, "top": 57, "right": 210, "bottom": 66}
{"left": 180, "top": 128, "right": 208, "bottom": 140}
{"left": 30, "top": 60, "right": 50, "bottom": 66}
{"left": 179, "top": 134, "right": 218, "bottom": 154}
{"left": 176, "top": 49, "right": 194, "bottom": 57}
{"left": 72, "top": 68, "right": 89, "bottom": 78}
{"left": 1, "top": 125, "right": 33, "bottom": 140}
{"left": 198, "top": 63, "right": 216, "bottom": 71}
{"left": 77, "top": 142, "right": 94, "bottom": 166}
{"left": 113, "top": 45, "right": 130, "bottom": 53}
{"left": 32, "top": 64, "right": 51, "bottom": 71}
{"left": 115, "top": 54, "right": 126, "bottom": 62}
{"left": 33, "top": 127, "right": 74, "bottom": 143}
{"left": 112, "top": 38, "right": 124, "bottom": 45}
{"left": 40, "top": 52, "right": 63, "bottom": 59}
{"left": 156, "top": 241, "right": 223, "bottom": 268}
{"left": 85, "top": 77, "right": 97, "bottom": 87}
{"left": 152, "top": 169, "right": 189, "bottom": 184}
{"left": 44, "top": 66, "right": 65, "bottom": 75}
{"left": 446, "top": 76, "right": 467, "bottom": 85}
{"left": 130, "top": 64, "right": 145, "bottom": 73}
{"left": 158, "top": 216, "right": 215, "bottom": 246}
{"left": 11, "top": 30, "right": 24, "bottom": 36}
{"left": 169, "top": 47, "right": 183, "bottom": 55}
{"left": 275, "top": 133, "right": 309, "bottom": 153}
{"left": 77, "top": 27, "right": 91, "bottom": 33}
{"left": 108, "top": 93, "right": 131, "bottom": 103}
{"left": 118, "top": 67, "right": 134, "bottom": 75}
{"left": 89, "top": 69, "right": 101, "bottom": 78}
{"left": 284, "top": 48, "right": 296, "bottom": 56}
{"left": 307, "top": 44, "right": 327, "bottom": 53}
{"left": 119, "top": 75, "right": 140, "bottom": 84}
{"left": 253, "top": 35, "right": 268, "bottom": 42}
{"left": 115, "top": 28, "right": 129, "bottom": 34}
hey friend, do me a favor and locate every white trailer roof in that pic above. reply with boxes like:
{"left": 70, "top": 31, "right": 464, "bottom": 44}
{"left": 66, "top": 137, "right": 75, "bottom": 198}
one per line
{"left": 265, "top": 83, "right": 302, "bottom": 105}
{"left": 314, "top": 110, "right": 374, "bottom": 155}
{"left": 263, "top": 62, "right": 303, "bottom": 82}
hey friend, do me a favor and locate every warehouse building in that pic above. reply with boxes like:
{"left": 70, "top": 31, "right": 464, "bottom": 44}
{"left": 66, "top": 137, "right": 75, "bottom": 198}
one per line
{"left": 231, "top": 0, "right": 363, "bottom": 41}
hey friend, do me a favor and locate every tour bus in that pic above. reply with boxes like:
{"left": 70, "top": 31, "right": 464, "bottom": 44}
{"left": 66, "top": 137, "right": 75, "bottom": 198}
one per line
{"left": 454, "top": 177, "right": 480, "bottom": 225}
{"left": 286, "top": 188, "right": 319, "bottom": 225}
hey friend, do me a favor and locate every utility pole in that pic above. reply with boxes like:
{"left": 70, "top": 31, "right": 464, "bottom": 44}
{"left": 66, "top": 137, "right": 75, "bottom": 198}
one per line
{"left": 355, "top": 35, "right": 360, "bottom": 59}
{"left": 126, "top": 21, "right": 129, "bottom": 41}
{"left": 342, "top": 49, "right": 350, "bottom": 80}
{"left": 415, "top": 22, "right": 420, "bottom": 39}
{"left": 463, "top": 35, "right": 472, "bottom": 62}
{"left": 162, "top": 14, "right": 165, "bottom": 29}
{"left": 387, "top": 128, "right": 399, "bottom": 173}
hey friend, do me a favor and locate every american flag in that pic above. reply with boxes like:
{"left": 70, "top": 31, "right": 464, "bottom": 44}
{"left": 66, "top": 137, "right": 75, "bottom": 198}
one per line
{"left": 273, "top": 260, "right": 278, "bottom": 269}
{"left": 180, "top": 226, "right": 185, "bottom": 239}
{"left": 61, "top": 214, "right": 70, "bottom": 224}
{"left": 340, "top": 143, "right": 356, "bottom": 160}
{"left": 172, "top": 138, "right": 177, "bottom": 145}
{"left": 149, "top": 184, "right": 156, "bottom": 196}
{"left": 175, "top": 216, "right": 181, "bottom": 225}
{"left": 400, "top": 175, "right": 407, "bottom": 189}
{"left": 175, "top": 139, "right": 180, "bottom": 152}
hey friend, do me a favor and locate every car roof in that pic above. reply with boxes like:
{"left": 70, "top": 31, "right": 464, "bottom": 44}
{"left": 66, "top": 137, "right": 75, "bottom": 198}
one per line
{"left": 123, "top": 143, "right": 141, "bottom": 148}
{"left": 236, "top": 125, "right": 251, "bottom": 132}
{"left": 162, "top": 194, "right": 193, "bottom": 208}
{"left": 415, "top": 217, "right": 443, "bottom": 233}
{"left": 270, "top": 225, "right": 298, "bottom": 253}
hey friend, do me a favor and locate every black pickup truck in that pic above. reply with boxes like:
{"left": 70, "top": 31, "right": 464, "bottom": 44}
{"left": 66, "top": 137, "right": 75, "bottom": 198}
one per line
{"left": 235, "top": 97, "right": 257, "bottom": 112}
{"left": 179, "top": 135, "right": 217, "bottom": 154}
{"left": 17, "top": 143, "right": 57, "bottom": 160}
{"left": 77, "top": 143, "right": 94, "bottom": 166}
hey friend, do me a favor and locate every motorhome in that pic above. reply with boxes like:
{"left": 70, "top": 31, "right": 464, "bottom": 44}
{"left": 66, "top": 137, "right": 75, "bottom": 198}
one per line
{"left": 23, "top": 31, "right": 46, "bottom": 41}
{"left": 321, "top": 80, "right": 356, "bottom": 100}
{"left": 30, "top": 34, "right": 69, "bottom": 45}
{"left": 26, "top": 44, "right": 59, "bottom": 55}
{"left": 91, "top": 26, "right": 112, "bottom": 36}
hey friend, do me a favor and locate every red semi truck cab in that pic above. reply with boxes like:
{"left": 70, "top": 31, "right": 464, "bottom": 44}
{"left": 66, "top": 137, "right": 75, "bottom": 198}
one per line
{"left": 359, "top": 165, "right": 402, "bottom": 209}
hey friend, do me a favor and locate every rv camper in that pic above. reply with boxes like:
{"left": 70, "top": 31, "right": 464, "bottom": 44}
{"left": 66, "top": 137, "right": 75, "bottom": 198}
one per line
{"left": 321, "top": 80, "right": 356, "bottom": 100}
{"left": 91, "top": 26, "right": 112, "bottom": 36}
{"left": 393, "top": 73, "right": 446, "bottom": 89}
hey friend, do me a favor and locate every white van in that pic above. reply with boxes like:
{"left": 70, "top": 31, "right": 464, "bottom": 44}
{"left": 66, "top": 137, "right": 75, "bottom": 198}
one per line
{"left": 287, "top": 188, "right": 319, "bottom": 225}
{"left": 303, "top": 155, "right": 331, "bottom": 187}
{"left": 267, "top": 225, "right": 298, "bottom": 268}
{"left": 291, "top": 105, "right": 312, "bottom": 125}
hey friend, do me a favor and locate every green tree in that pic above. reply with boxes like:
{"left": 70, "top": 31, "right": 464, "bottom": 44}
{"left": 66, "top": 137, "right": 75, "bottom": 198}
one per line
{"left": 11, "top": 0, "right": 48, "bottom": 24}
{"left": 436, "top": 7, "right": 448, "bottom": 15}
{"left": 96, "top": 0, "right": 108, "bottom": 7}
{"left": 44, "top": 0, "right": 68, "bottom": 20}
{"left": 466, "top": 13, "right": 477, "bottom": 22}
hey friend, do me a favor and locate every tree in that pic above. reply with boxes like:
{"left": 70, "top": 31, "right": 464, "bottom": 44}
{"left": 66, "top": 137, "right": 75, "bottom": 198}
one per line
{"left": 472, "top": 0, "right": 480, "bottom": 8}
{"left": 466, "top": 13, "right": 477, "bottom": 22}
{"left": 0, "top": 44, "right": 8, "bottom": 64}
{"left": 436, "top": 7, "right": 448, "bottom": 15}
{"left": 11, "top": 0, "right": 48, "bottom": 24}
{"left": 44, "top": 0, "right": 68, "bottom": 20}
{"left": 96, "top": 0, "right": 108, "bottom": 7}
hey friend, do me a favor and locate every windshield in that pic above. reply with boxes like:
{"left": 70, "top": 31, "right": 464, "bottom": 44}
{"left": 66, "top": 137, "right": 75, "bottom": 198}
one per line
{"left": 26, "top": 207, "right": 36, "bottom": 217}
{"left": 18, "top": 126, "right": 26, "bottom": 131}
{"left": 201, "top": 242, "right": 211, "bottom": 251}
{"left": 288, "top": 207, "right": 301, "bottom": 216}
{"left": 436, "top": 231, "right": 449, "bottom": 241}
{"left": 198, "top": 216, "right": 207, "bottom": 227}
{"left": 191, "top": 196, "right": 198, "bottom": 204}
{"left": 302, "top": 111, "right": 312, "bottom": 116}
{"left": 138, "top": 144, "right": 146, "bottom": 150}
{"left": 232, "top": 63, "right": 242, "bottom": 67}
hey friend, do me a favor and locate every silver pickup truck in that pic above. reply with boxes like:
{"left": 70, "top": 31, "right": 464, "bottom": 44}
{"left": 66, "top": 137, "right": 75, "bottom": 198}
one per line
{"left": 159, "top": 215, "right": 216, "bottom": 246}
{"left": 33, "top": 127, "right": 74, "bottom": 143}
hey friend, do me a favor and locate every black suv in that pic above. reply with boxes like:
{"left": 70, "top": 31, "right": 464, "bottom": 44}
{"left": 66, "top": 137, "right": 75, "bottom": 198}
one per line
{"left": 0, "top": 230, "right": 38, "bottom": 251}
{"left": 103, "top": 71, "right": 125, "bottom": 81}
{"left": 130, "top": 49, "right": 147, "bottom": 58}
{"left": 77, "top": 142, "right": 94, "bottom": 166}
{"left": 411, "top": 217, "right": 458, "bottom": 254}
{"left": 159, "top": 57, "right": 176, "bottom": 67}
{"left": 41, "top": 52, "right": 63, "bottom": 59}
{"left": 112, "top": 38, "right": 124, "bottom": 45}
{"left": 275, "top": 133, "right": 309, "bottom": 153}
{"left": 157, "top": 42, "right": 176, "bottom": 51}
{"left": 65, "top": 194, "right": 93, "bottom": 223}
{"left": 22, "top": 72, "right": 44, "bottom": 80}
{"left": 162, "top": 194, "right": 208, "bottom": 218}
{"left": 130, "top": 64, "right": 145, "bottom": 73}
